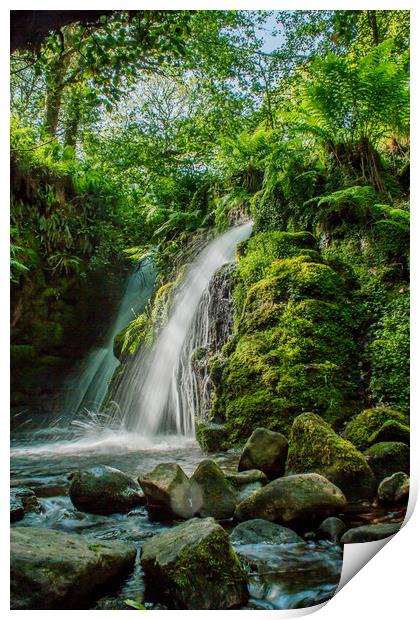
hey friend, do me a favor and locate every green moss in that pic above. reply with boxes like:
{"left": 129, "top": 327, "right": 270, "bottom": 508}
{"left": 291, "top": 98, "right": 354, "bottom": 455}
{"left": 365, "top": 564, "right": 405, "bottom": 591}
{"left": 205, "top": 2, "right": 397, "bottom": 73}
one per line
{"left": 11, "top": 344, "right": 38, "bottom": 366}
{"left": 344, "top": 407, "right": 408, "bottom": 451}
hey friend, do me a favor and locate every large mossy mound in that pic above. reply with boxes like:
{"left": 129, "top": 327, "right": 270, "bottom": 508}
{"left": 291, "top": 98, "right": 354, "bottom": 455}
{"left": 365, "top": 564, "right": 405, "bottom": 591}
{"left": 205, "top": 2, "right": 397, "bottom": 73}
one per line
{"left": 286, "top": 413, "right": 375, "bottom": 500}
{"left": 211, "top": 231, "right": 360, "bottom": 443}
{"left": 343, "top": 407, "right": 408, "bottom": 451}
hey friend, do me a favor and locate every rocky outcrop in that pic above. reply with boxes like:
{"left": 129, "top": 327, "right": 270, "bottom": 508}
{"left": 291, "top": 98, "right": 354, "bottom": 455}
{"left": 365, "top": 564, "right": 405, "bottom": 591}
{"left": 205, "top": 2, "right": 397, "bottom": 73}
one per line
{"left": 10, "top": 527, "right": 136, "bottom": 609}
{"left": 238, "top": 428, "right": 288, "bottom": 478}
{"left": 10, "top": 486, "right": 42, "bottom": 522}
{"left": 341, "top": 522, "right": 402, "bottom": 544}
{"left": 139, "top": 462, "right": 192, "bottom": 519}
{"left": 69, "top": 465, "right": 145, "bottom": 515}
{"left": 230, "top": 519, "right": 303, "bottom": 545}
{"left": 343, "top": 407, "right": 408, "bottom": 451}
{"left": 363, "top": 442, "right": 409, "bottom": 483}
{"left": 190, "top": 459, "right": 238, "bottom": 520}
{"left": 286, "top": 413, "right": 376, "bottom": 500}
{"left": 235, "top": 473, "right": 347, "bottom": 524}
{"left": 377, "top": 472, "right": 410, "bottom": 504}
{"left": 140, "top": 517, "right": 248, "bottom": 609}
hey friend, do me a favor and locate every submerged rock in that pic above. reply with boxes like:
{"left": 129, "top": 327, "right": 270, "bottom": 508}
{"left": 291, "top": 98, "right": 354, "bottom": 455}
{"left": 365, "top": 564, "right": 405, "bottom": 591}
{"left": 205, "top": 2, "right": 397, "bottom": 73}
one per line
{"left": 140, "top": 517, "right": 248, "bottom": 609}
{"left": 286, "top": 413, "right": 376, "bottom": 500}
{"left": 238, "top": 428, "right": 288, "bottom": 478}
{"left": 364, "top": 442, "right": 409, "bottom": 483}
{"left": 377, "top": 472, "right": 410, "bottom": 504}
{"left": 318, "top": 517, "right": 347, "bottom": 543}
{"left": 343, "top": 407, "right": 408, "bottom": 451}
{"left": 139, "top": 462, "right": 192, "bottom": 519}
{"left": 230, "top": 519, "right": 303, "bottom": 545}
{"left": 10, "top": 527, "right": 136, "bottom": 609}
{"left": 69, "top": 465, "right": 145, "bottom": 515}
{"left": 235, "top": 473, "right": 347, "bottom": 524}
{"left": 341, "top": 522, "right": 402, "bottom": 544}
{"left": 190, "top": 459, "right": 237, "bottom": 520}
{"left": 10, "top": 486, "right": 42, "bottom": 522}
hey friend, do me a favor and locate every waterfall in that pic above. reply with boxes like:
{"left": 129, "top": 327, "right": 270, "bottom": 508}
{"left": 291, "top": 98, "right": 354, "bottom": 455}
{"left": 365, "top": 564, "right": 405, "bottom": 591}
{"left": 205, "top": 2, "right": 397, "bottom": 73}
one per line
{"left": 110, "top": 222, "right": 252, "bottom": 440}
{"left": 62, "top": 260, "right": 157, "bottom": 417}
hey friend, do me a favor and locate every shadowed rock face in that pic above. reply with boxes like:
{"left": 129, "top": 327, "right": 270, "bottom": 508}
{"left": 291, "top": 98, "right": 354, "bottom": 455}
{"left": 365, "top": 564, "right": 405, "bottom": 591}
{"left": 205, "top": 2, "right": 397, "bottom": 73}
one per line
{"left": 140, "top": 517, "right": 248, "bottom": 609}
{"left": 10, "top": 527, "right": 136, "bottom": 609}
{"left": 139, "top": 462, "right": 193, "bottom": 518}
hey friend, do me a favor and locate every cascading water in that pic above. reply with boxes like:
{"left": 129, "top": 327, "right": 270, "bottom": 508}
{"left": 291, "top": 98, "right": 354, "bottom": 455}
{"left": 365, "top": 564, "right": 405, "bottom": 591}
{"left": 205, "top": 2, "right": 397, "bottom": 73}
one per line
{"left": 109, "top": 222, "right": 252, "bottom": 441}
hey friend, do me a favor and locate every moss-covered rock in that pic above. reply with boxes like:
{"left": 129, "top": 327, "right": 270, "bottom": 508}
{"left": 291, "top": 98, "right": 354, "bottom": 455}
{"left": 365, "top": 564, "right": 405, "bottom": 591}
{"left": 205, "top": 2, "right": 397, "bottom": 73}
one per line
{"left": 286, "top": 413, "right": 376, "bottom": 500}
{"left": 368, "top": 419, "right": 410, "bottom": 445}
{"left": 196, "top": 421, "right": 229, "bottom": 453}
{"left": 234, "top": 473, "right": 347, "bottom": 524}
{"left": 69, "top": 465, "right": 145, "bottom": 515}
{"left": 140, "top": 517, "right": 248, "bottom": 609}
{"left": 363, "top": 442, "right": 409, "bottom": 482}
{"left": 377, "top": 472, "right": 409, "bottom": 504}
{"left": 343, "top": 407, "right": 408, "bottom": 451}
{"left": 190, "top": 460, "right": 238, "bottom": 520}
{"left": 139, "top": 462, "right": 192, "bottom": 519}
{"left": 238, "top": 427, "right": 288, "bottom": 478}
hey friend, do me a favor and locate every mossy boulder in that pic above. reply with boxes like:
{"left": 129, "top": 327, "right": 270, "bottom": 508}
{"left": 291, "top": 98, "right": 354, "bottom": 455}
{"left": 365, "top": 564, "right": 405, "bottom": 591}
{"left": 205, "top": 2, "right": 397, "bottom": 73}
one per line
{"left": 364, "top": 442, "right": 409, "bottom": 483}
{"left": 235, "top": 473, "right": 347, "bottom": 525}
{"left": 377, "top": 472, "right": 410, "bottom": 504}
{"left": 140, "top": 517, "right": 248, "bottom": 609}
{"left": 238, "top": 427, "right": 288, "bottom": 478}
{"left": 190, "top": 460, "right": 237, "bottom": 520}
{"left": 230, "top": 519, "right": 303, "bottom": 545}
{"left": 286, "top": 413, "right": 376, "bottom": 500}
{"left": 11, "top": 527, "right": 136, "bottom": 609}
{"left": 196, "top": 421, "right": 229, "bottom": 453}
{"left": 343, "top": 407, "right": 408, "bottom": 451}
{"left": 368, "top": 420, "right": 410, "bottom": 445}
{"left": 341, "top": 522, "right": 402, "bottom": 544}
{"left": 69, "top": 465, "right": 145, "bottom": 515}
{"left": 139, "top": 462, "right": 192, "bottom": 519}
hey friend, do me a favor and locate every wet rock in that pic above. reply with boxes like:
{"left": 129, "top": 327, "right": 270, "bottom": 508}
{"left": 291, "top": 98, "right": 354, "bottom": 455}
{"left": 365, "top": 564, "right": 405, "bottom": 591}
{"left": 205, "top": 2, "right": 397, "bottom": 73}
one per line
{"left": 235, "top": 473, "right": 347, "bottom": 524}
{"left": 286, "top": 413, "right": 376, "bottom": 500}
{"left": 364, "top": 442, "right": 409, "bottom": 483}
{"left": 318, "top": 517, "right": 347, "bottom": 542}
{"left": 341, "top": 522, "right": 402, "bottom": 544}
{"left": 69, "top": 465, "right": 145, "bottom": 515}
{"left": 230, "top": 519, "right": 303, "bottom": 545}
{"left": 226, "top": 469, "right": 269, "bottom": 487}
{"left": 190, "top": 459, "right": 237, "bottom": 520}
{"left": 140, "top": 517, "right": 248, "bottom": 609}
{"left": 196, "top": 421, "right": 229, "bottom": 452}
{"left": 238, "top": 428, "right": 288, "bottom": 478}
{"left": 343, "top": 407, "right": 408, "bottom": 451}
{"left": 139, "top": 462, "right": 192, "bottom": 519}
{"left": 377, "top": 472, "right": 410, "bottom": 504}
{"left": 10, "top": 527, "right": 136, "bottom": 609}
{"left": 10, "top": 486, "right": 42, "bottom": 522}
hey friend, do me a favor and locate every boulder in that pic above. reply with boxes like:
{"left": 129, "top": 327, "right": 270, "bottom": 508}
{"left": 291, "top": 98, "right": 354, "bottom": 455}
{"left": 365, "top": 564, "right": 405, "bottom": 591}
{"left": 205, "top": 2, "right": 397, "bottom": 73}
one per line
{"left": 226, "top": 470, "right": 269, "bottom": 502}
{"left": 69, "top": 465, "right": 145, "bottom": 515}
{"left": 341, "top": 522, "right": 402, "bottom": 544}
{"left": 343, "top": 407, "right": 408, "bottom": 451}
{"left": 230, "top": 519, "right": 303, "bottom": 545}
{"left": 377, "top": 472, "right": 410, "bottom": 504}
{"left": 196, "top": 421, "right": 229, "bottom": 453}
{"left": 318, "top": 517, "right": 347, "bottom": 542}
{"left": 190, "top": 459, "right": 237, "bottom": 520}
{"left": 139, "top": 462, "right": 192, "bottom": 519}
{"left": 10, "top": 486, "right": 42, "bottom": 522}
{"left": 368, "top": 420, "right": 410, "bottom": 445}
{"left": 364, "top": 442, "right": 409, "bottom": 483}
{"left": 10, "top": 527, "right": 136, "bottom": 609}
{"left": 235, "top": 473, "right": 347, "bottom": 524}
{"left": 238, "top": 428, "right": 288, "bottom": 478}
{"left": 140, "top": 517, "right": 248, "bottom": 609}
{"left": 286, "top": 413, "right": 376, "bottom": 500}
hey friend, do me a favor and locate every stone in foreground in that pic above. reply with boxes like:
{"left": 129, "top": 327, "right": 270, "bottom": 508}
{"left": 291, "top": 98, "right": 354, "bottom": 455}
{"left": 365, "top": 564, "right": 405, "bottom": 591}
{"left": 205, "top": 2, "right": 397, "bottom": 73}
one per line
{"left": 377, "top": 472, "right": 410, "bottom": 504}
{"left": 190, "top": 459, "right": 238, "bottom": 520}
{"left": 238, "top": 427, "right": 288, "bottom": 478}
{"left": 363, "top": 442, "right": 409, "bottom": 483}
{"left": 69, "top": 465, "right": 145, "bottom": 515}
{"left": 286, "top": 413, "right": 376, "bottom": 500}
{"left": 10, "top": 486, "right": 42, "bottom": 522}
{"left": 10, "top": 527, "right": 136, "bottom": 609}
{"left": 230, "top": 519, "right": 303, "bottom": 545}
{"left": 139, "top": 462, "right": 192, "bottom": 518}
{"left": 235, "top": 473, "right": 347, "bottom": 524}
{"left": 140, "top": 517, "right": 248, "bottom": 609}
{"left": 341, "top": 522, "right": 402, "bottom": 544}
